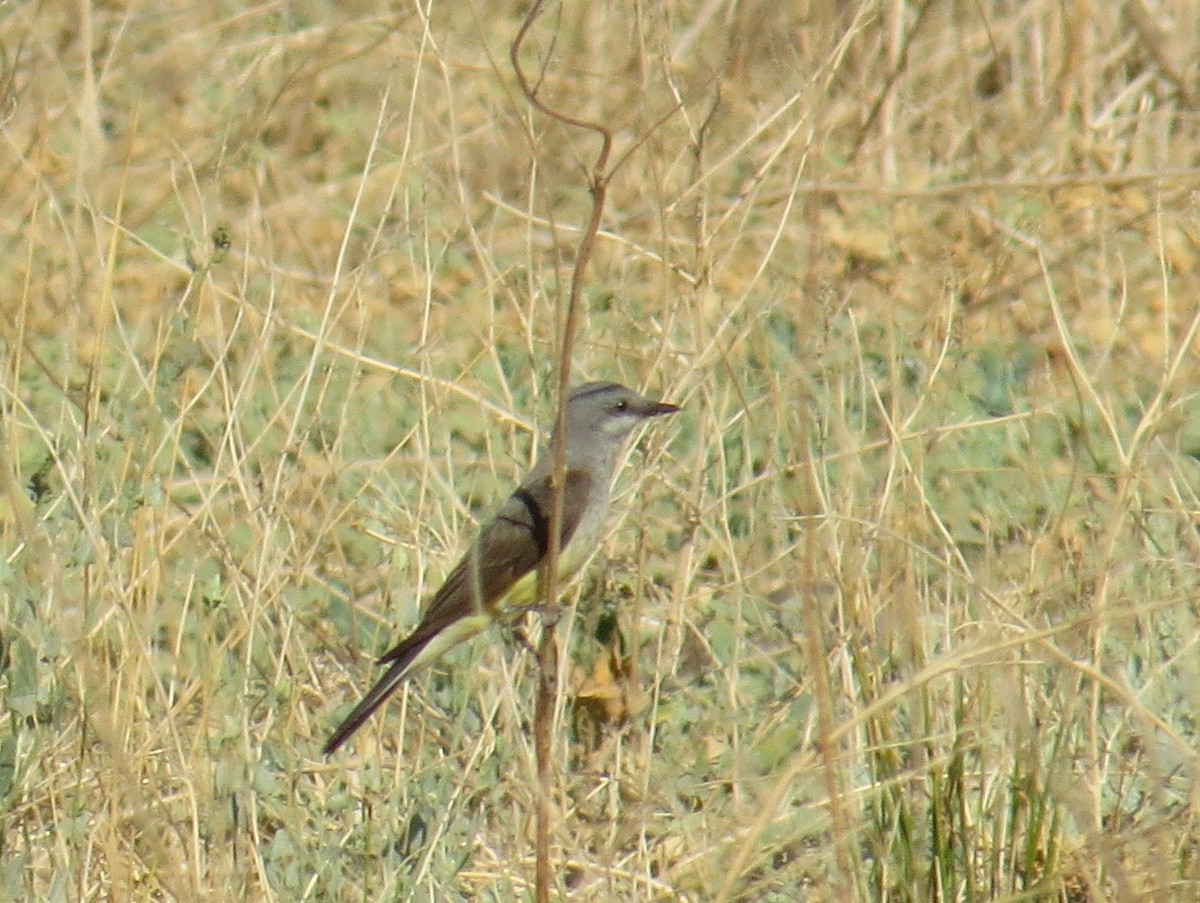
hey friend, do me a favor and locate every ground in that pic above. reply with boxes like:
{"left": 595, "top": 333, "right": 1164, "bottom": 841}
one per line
{"left": 2, "top": 2, "right": 1199, "bottom": 901}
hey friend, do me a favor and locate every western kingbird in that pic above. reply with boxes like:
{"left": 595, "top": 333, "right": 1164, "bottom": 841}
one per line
{"left": 323, "top": 381, "right": 679, "bottom": 755}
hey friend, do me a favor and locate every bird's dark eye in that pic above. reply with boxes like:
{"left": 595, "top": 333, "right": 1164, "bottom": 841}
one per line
{"left": 614, "top": 400, "right": 628, "bottom": 411}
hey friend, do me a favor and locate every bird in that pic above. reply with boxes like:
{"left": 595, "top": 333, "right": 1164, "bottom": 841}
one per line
{"left": 322, "top": 381, "right": 679, "bottom": 755}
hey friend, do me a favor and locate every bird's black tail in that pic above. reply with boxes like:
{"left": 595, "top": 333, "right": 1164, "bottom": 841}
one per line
{"left": 322, "top": 634, "right": 436, "bottom": 756}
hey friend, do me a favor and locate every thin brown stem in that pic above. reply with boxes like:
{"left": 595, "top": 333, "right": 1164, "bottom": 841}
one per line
{"left": 511, "top": 3, "right": 615, "bottom": 900}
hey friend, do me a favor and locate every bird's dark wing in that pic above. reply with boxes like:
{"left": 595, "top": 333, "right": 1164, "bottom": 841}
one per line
{"left": 323, "top": 468, "right": 595, "bottom": 756}
{"left": 380, "top": 466, "right": 595, "bottom": 660}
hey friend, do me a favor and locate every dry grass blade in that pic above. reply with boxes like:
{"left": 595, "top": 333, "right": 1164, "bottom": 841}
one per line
{"left": 2, "top": 1, "right": 1200, "bottom": 901}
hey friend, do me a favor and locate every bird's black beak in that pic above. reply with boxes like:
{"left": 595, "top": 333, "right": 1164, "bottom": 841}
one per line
{"left": 646, "top": 400, "right": 680, "bottom": 418}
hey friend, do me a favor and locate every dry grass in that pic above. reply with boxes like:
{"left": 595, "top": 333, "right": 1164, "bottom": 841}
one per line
{"left": 3, "top": 1, "right": 1200, "bottom": 900}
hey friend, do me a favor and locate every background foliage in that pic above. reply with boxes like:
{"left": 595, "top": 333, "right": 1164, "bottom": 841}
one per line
{"left": 2, "top": 1, "right": 1200, "bottom": 900}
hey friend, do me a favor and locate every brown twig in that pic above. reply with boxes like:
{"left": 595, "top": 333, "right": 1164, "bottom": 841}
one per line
{"left": 510, "top": 3, "right": 614, "bottom": 901}
{"left": 849, "top": 0, "right": 935, "bottom": 162}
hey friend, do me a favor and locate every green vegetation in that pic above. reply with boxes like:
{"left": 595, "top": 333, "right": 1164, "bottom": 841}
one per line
{"left": 2, "top": 2, "right": 1199, "bottom": 900}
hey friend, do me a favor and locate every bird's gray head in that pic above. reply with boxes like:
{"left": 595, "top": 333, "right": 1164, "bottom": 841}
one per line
{"left": 560, "top": 382, "right": 679, "bottom": 444}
